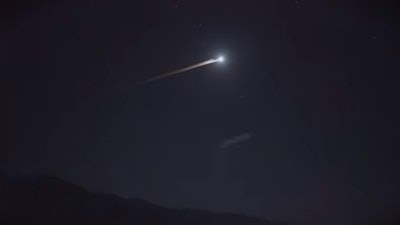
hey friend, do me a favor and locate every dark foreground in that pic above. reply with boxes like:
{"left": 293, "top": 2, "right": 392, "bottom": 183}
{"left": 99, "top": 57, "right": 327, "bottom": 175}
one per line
{"left": 0, "top": 173, "right": 279, "bottom": 225}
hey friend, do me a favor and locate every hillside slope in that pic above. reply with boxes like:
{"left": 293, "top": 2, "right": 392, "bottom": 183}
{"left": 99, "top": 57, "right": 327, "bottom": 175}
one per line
{"left": 0, "top": 174, "right": 278, "bottom": 225}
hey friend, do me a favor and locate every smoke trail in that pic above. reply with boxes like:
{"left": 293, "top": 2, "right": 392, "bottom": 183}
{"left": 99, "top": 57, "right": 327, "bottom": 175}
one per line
{"left": 138, "top": 58, "right": 219, "bottom": 85}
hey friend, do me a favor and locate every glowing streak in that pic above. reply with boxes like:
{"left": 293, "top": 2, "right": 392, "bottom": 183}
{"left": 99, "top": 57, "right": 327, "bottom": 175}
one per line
{"left": 138, "top": 58, "right": 219, "bottom": 85}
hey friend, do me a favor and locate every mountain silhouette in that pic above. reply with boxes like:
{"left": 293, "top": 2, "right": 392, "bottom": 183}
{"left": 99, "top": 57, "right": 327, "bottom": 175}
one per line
{"left": 0, "top": 173, "right": 280, "bottom": 225}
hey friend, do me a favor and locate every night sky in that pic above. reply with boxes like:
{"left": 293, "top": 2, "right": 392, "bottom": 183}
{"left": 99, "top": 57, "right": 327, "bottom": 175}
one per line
{"left": 3, "top": 0, "right": 400, "bottom": 225}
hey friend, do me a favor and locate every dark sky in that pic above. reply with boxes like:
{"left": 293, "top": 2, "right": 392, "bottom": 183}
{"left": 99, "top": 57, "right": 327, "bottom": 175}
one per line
{"left": 3, "top": 0, "right": 400, "bottom": 224}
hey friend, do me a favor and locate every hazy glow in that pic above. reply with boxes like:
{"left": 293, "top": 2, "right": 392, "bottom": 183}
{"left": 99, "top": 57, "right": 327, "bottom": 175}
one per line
{"left": 217, "top": 56, "right": 224, "bottom": 62}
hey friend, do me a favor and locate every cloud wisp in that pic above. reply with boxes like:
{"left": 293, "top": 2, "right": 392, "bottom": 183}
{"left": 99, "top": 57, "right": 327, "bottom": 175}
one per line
{"left": 219, "top": 132, "right": 254, "bottom": 149}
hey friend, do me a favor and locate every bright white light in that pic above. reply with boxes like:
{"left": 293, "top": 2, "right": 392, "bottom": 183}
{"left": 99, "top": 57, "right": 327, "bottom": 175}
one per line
{"left": 217, "top": 56, "right": 224, "bottom": 63}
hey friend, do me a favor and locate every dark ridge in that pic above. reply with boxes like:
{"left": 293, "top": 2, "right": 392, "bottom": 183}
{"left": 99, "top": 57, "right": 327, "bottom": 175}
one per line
{"left": 0, "top": 174, "right": 280, "bottom": 225}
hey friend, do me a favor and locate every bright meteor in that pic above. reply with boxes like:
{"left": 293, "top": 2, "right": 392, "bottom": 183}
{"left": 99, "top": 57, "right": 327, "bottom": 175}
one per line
{"left": 138, "top": 57, "right": 223, "bottom": 85}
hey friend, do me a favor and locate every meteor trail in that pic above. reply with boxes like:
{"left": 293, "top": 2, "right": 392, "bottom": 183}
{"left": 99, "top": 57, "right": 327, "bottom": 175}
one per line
{"left": 87, "top": 56, "right": 224, "bottom": 98}
{"left": 138, "top": 57, "right": 222, "bottom": 85}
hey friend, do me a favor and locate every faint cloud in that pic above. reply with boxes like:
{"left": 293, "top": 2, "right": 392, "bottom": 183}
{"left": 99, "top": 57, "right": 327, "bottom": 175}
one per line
{"left": 219, "top": 132, "right": 254, "bottom": 149}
